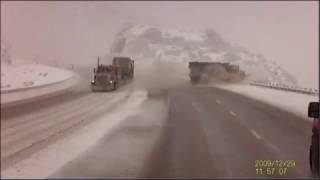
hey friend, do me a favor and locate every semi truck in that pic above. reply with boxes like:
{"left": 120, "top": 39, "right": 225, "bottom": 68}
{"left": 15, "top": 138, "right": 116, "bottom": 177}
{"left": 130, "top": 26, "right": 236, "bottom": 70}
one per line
{"left": 188, "top": 61, "right": 246, "bottom": 84}
{"left": 91, "top": 56, "right": 134, "bottom": 92}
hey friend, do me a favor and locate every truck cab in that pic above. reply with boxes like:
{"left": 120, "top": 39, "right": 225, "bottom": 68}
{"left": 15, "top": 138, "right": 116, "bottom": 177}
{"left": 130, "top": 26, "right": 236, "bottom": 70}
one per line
{"left": 91, "top": 56, "right": 134, "bottom": 92}
{"left": 91, "top": 64, "right": 118, "bottom": 91}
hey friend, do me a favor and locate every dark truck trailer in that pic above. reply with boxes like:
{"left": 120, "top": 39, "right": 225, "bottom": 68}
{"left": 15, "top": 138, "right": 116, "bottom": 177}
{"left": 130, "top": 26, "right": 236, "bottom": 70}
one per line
{"left": 91, "top": 56, "right": 134, "bottom": 92}
{"left": 188, "top": 61, "right": 246, "bottom": 84}
{"left": 188, "top": 62, "right": 211, "bottom": 83}
{"left": 112, "top": 56, "right": 134, "bottom": 81}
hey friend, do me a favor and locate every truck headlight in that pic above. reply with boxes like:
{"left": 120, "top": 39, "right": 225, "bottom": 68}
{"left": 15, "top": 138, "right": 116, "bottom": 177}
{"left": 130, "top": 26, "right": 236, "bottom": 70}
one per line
{"left": 109, "top": 80, "right": 113, "bottom": 84}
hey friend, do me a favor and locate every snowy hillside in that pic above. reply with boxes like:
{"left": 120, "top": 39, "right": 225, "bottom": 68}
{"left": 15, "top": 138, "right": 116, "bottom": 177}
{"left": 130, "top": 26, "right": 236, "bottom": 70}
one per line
{"left": 1, "top": 61, "right": 73, "bottom": 92}
{"left": 110, "top": 24, "right": 297, "bottom": 85}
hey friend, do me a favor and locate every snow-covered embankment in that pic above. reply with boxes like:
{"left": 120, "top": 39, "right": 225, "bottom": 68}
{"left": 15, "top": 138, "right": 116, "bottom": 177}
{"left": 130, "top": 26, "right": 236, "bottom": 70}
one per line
{"left": 215, "top": 83, "right": 318, "bottom": 120}
{"left": 1, "top": 63, "right": 78, "bottom": 107}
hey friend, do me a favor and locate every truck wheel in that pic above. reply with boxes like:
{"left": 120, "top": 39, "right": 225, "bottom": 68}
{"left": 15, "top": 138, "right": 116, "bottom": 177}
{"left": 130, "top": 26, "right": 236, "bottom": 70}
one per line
{"left": 113, "top": 82, "right": 117, "bottom": 90}
{"left": 310, "top": 146, "right": 312, "bottom": 170}
{"left": 310, "top": 133, "right": 319, "bottom": 177}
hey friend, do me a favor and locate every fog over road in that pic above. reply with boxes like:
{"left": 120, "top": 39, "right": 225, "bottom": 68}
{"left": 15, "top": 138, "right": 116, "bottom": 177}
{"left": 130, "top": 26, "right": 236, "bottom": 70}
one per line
{"left": 1, "top": 65, "right": 313, "bottom": 178}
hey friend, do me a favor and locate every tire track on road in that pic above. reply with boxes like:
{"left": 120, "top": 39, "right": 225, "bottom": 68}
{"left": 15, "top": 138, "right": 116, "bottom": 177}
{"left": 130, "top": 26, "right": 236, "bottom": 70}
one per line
{"left": 2, "top": 93, "right": 97, "bottom": 136}
{"left": 1, "top": 91, "right": 131, "bottom": 168}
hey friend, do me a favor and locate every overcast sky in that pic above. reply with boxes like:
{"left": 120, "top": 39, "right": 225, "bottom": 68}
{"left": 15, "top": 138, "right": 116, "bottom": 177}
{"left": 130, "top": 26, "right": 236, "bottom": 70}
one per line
{"left": 1, "top": 1, "right": 318, "bottom": 88}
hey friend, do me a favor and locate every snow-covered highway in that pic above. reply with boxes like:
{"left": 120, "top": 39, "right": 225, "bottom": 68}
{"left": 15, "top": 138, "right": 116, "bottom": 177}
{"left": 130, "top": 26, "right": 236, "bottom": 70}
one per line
{"left": 1, "top": 61, "right": 318, "bottom": 179}
{"left": 1, "top": 63, "right": 318, "bottom": 178}
{"left": 49, "top": 86, "right": 315, "bottom": 178}
{"left": 1, "top": 67, "right": 148, "bottom": 178}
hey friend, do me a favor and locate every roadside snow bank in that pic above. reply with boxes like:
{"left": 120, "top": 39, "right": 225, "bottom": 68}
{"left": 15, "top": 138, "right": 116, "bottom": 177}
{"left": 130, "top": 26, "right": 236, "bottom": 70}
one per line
{"left": 1, "top": 63, "right": 73, "bottom": 92}
{"left": 215, "top": 84, "right": 318, "bottom": 120}
{"left": 1, "top": 63, "right": 77, "bottom": 107}
{"left": 1, "top": 75, "right": 79, "bottom": 108}
{"left": 1, "top": 90, "right": 147, "bottom": 179}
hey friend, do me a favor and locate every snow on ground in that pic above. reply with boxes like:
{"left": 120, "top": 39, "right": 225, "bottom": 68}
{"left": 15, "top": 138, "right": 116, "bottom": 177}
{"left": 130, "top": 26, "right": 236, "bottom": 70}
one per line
{"left": 161, "top": 27, "right": 203, "bottom": 42}
{"left": 1, "top": 75, "right": 79, "bottom": 107}
{"left": 115, "top": 24, "right": 298, "bottom": 85}
{"left": 127, "top": 24, "right": 151, "bottom": 37}
{"left": 1, "top": 62, "right": 73, "bottom": 91}
{"left": 215, "top": 83, "right": 319, "bottom": 121}
{"left": 1, "top": 90, "right": 148, "bottom": 179}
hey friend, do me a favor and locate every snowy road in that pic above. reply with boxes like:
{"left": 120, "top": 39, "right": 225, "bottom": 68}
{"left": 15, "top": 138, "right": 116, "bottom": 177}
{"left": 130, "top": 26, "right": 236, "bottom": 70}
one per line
{"left": 0, "top": 62, "right": 158, "bottom": 178}
{"left": 140, "top": 87, "right": 312, "bottom": 178}
{"left": 49, "top": 86, "right": 313, "bottom": 178}
{"left": 0, "top": 64, "right": 314, "bottom": 178}
{"left": 1, "top": 78, "right": 140, "bottom": 176}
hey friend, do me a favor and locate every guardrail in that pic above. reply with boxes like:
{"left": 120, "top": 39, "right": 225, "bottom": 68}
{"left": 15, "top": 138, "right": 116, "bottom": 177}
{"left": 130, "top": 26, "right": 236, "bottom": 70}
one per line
{"left": 250, "top": 81, "right": 319, "bottom": 96}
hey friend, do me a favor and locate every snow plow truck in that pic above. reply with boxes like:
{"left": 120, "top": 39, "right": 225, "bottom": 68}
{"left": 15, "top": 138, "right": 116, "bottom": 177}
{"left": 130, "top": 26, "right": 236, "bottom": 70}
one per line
{"left": 91, "top": 56, "right": 134, "bottom": 92}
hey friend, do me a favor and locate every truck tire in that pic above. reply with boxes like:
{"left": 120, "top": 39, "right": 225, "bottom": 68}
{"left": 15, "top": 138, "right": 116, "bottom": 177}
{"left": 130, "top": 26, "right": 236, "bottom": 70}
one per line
{"left": 91, "top": 85, "right": 96, "bottom": 92}
{"left": 310, "top": 132, "right": 319, "bottom": 177}
{"left": 131, "top": 71, "right": 134, "bottom": 79}
{"left": 113, "top": 82, "right": 117, "bottom": 90}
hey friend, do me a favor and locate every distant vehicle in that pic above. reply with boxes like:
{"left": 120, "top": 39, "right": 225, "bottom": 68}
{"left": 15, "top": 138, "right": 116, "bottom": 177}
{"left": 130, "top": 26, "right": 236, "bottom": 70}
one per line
{"left": 112, "top": 56, "right": 134, "bottom": 81}
{"left": 91, "top": 56, "right": 134, "bottom": 92}
{"left": 188, "top": 61, "right": 246, "bottom": 84}
{"left": 308, "top": 101, "right": 319, "bottom": 177}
